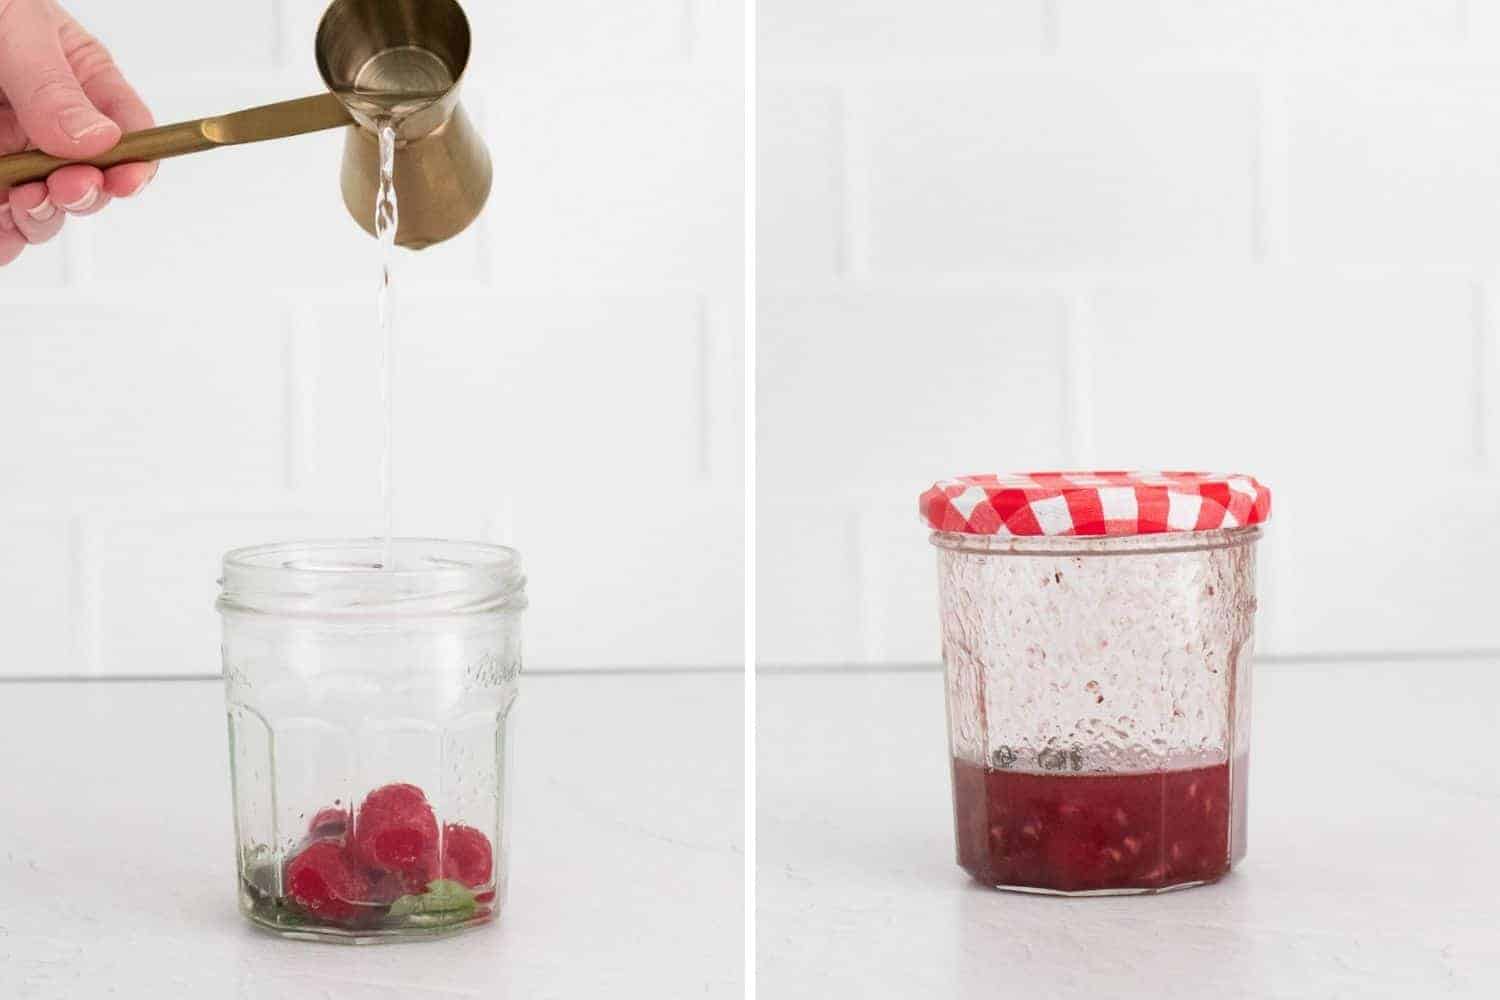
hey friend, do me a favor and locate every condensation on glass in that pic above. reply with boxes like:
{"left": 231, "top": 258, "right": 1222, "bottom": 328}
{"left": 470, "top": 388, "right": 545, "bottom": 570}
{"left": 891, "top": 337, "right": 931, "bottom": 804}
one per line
{"left": 934, "top": 523, "right": 1262, "bottom": 895}
{"left": 217, "top": 538, "right": 525, "bottom": 941}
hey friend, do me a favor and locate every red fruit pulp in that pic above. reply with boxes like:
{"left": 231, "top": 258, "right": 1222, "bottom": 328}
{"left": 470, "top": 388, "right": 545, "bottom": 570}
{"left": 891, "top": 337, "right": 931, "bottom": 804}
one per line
{"left": 284, "top": 840, "right": 372, "bottom": 926}
{"left": 951, "top": 757, "right": 1244, "bottom": 893}
{"left": 442, "top": 823, "right": 494, "bottom": 888}
{"left": 351, "top": 782, "right": 440, "bottom": 892}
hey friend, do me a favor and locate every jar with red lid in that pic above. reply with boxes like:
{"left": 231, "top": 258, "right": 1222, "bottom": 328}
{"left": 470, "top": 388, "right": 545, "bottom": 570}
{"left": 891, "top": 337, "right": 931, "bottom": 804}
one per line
{"left": 920, "top": 471, "right": 1271, "bottom": 895}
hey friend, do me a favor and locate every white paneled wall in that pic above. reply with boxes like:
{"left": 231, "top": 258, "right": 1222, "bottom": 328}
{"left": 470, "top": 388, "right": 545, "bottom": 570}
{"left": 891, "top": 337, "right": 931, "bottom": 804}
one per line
{"left": 1, "top": 1, "right": 744, "bottom": 675}
{"left": 758, "top": 0, "right": 1500, "bottom": 666}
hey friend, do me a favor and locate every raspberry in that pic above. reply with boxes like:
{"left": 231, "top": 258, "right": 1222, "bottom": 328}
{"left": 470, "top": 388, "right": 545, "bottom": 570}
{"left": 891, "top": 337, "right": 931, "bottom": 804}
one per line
{"left": 351, "top": 782, "right": 439, "bottom": 891}
{"left": 441, "top": 823, "right": 494, "bottom": 888}
{"left": 307, "top": 806, "right": 349, "bottom": 840}
{"left": 284, "top": 840, "right": 371, "bottom": 926}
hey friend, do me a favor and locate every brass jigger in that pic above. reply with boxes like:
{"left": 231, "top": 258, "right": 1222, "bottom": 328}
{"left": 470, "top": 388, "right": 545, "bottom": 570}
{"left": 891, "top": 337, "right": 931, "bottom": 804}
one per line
{"left": 0, "top": 0, "right": 490, "bottom": 250}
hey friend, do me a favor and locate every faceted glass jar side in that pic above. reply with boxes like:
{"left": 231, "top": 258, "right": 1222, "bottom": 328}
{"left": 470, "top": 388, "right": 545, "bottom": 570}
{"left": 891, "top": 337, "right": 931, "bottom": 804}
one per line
{"left": 935, "top": 527, "right": 1259, "bottom": 895}
{"left": 218, "top": 539, "right": 525, "bottom": 942}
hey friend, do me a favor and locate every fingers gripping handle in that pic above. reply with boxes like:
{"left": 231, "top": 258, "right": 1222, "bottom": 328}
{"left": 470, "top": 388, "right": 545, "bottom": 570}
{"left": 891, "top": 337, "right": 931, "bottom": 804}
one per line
{"left": 0, "top": 95, "right": 354, "bottom": 188}
{"left": 0, "top": 120, "right": 213, "bottom": 188}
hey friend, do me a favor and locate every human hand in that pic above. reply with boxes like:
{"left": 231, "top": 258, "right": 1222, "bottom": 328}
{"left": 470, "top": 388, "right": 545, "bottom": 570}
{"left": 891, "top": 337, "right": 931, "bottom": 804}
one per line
{"left": 0, "top": 0, "right": 154, "bottom": 266}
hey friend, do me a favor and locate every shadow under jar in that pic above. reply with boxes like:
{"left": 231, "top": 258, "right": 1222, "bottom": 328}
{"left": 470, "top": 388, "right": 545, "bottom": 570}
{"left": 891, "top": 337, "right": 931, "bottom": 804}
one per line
{"left": 920, "top": 472, "right": 1271, "bottom": 896}
{"left": 217, "top": 539, "right": 526, "bottom": 942}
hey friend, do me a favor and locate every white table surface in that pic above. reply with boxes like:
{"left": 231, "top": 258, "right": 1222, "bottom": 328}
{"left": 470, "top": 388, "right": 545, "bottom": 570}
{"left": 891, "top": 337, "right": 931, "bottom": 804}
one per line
{"left": 758, "top": 660, "right": 1500, "bottom": 999}
{"left": 0, "top": 672, "right": 743, "bottom": 999}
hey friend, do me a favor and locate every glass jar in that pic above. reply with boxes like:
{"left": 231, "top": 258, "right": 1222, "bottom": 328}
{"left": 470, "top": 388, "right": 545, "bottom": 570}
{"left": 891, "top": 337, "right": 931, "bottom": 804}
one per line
{"left": 921, "top": 472, "right": 1270, "bottom": 895}
{"left": 217, "top": 538, "right": 526, "bottom": 941}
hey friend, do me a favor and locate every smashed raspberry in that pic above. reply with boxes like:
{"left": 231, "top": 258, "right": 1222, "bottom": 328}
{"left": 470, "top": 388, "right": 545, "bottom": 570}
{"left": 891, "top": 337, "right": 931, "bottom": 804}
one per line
{"left": 284, "top": 840, "right": 372, "bottom": 926}
{"left": 441, "top": 823, "right": 494, "bottom": 888}
{"left": 307, "top": 806, "right": 349, "bottom": 840}
{"left": 350, "top": 782, "right": 439, "bottom": 892}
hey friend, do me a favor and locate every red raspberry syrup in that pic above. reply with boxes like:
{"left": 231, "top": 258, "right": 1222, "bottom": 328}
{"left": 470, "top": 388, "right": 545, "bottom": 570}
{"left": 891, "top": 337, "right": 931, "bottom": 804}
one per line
{"left": 951, "top": 757, "right": 1247, "bottom": 893}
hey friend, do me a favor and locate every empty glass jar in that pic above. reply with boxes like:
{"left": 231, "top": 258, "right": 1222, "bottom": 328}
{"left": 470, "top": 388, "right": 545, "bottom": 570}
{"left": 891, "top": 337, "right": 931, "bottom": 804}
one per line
{"left": 920, "top": 472, "right": 1271, "bottom": 895}
{"left": 217, "top": 538, "right": 526, "bottom": 941}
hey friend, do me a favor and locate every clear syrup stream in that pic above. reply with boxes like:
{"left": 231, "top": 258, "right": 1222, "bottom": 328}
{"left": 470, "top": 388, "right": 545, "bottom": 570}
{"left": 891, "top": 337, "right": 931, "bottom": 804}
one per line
{"left": 375, "top": 121, "right": 398, "bottom": 570}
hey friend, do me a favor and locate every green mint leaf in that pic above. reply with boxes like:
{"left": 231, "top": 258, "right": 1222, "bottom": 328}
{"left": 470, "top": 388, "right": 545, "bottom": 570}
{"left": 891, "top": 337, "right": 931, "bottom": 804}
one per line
{"left": 387, "top": 879, "right": 477, "bottom": 919}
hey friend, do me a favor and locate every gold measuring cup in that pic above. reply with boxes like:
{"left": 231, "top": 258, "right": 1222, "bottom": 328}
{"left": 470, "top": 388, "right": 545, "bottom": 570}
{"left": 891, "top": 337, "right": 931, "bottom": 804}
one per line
{"left": 0, "top": 0, "right": 490, "bottom": 250}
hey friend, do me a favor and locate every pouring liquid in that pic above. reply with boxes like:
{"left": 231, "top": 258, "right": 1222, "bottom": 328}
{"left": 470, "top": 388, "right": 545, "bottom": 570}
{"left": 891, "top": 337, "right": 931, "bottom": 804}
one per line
{"left": 352, "top": 47, "right": 455, "bottom": 570}
{"left": 374, "top": 121, "right": 398, "bottom": 570}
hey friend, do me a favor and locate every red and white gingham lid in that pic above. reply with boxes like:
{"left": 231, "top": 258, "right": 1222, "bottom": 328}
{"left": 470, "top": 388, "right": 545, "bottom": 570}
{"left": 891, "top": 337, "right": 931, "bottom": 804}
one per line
{"left": 919, "top": 471, "right": 1271, "bottom": 537}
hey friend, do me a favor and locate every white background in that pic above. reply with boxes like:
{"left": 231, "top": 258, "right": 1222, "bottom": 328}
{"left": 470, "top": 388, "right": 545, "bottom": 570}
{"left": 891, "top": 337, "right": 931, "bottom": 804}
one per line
{"left": 0, "top": 0, "right": 745, "bottom": 676}
{"left": 11, "top": 1, "right": 1500, "bottom": 672}
{"left": 758, "top": 0, "right": 1500, "bottom": 667}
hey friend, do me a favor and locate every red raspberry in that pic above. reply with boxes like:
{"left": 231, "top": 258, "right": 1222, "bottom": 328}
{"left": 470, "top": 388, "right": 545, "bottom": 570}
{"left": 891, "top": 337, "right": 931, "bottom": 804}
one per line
{"left": 307, "top": 806, "right": 349, "bottom": 840}
{"left": 351, "top": 783, "right": 439, "bottom": 892}
{"left": 441, "top": 823, "right": 494, "bottom": 888}
{"left": 284, "top": 840, "right": 371, "bottom": 926}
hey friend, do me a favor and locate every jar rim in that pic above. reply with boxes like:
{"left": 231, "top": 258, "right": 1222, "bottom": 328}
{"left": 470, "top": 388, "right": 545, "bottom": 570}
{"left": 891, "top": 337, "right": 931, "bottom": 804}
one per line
{"left": 929, "top": 524, "right": 1261, "bottom": 557}
{"left": 218, "top": 537, "right": 526, "bottom": 618}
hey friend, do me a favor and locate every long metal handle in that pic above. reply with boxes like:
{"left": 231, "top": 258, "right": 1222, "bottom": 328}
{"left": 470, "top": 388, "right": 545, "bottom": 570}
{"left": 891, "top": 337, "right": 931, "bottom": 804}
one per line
{"left": 0, "top": 121, "right": 211, "bottom": 188}
{"left": 0, "top": 93, "right": 353, "bottom": 188}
